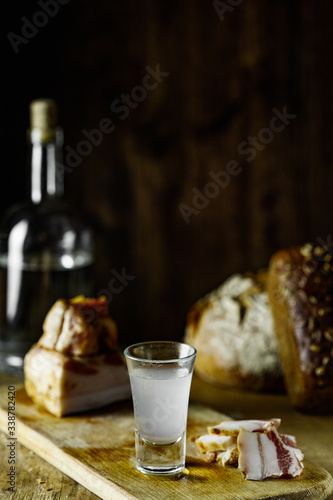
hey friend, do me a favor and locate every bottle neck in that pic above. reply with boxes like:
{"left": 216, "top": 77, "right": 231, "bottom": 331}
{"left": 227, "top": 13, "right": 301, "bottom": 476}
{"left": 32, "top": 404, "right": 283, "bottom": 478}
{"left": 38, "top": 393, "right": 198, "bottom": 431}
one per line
{"left": 28, "top": 127, "right": 65, "bottom": 204}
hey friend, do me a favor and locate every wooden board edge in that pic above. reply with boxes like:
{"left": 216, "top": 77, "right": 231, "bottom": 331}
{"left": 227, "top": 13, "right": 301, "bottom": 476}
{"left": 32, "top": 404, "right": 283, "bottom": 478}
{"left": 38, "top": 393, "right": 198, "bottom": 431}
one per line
{"left": 1, "top": 386, "right": 333, "bottom": 500}
{"left": 0, "top": 407, "right": 137, "bottom": 500}
{"left": 299, "top": 461, "right": 333, "bottom": 500}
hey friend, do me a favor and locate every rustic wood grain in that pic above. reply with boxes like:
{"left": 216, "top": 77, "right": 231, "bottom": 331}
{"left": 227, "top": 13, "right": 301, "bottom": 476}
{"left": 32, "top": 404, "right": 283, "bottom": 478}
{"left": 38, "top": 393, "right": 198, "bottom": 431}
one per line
{"left": 0, "top": 432, "right": 100, "bottom": 500}
{"left": 0, "top": 371, "right": 99, "bottom": 499}
{"left": 1, "top": 371, "right": 333, "bottom": 499}
{"left": 0, "top": 380, "right": 333, "bottom": 500}
{"left": 2, "top": 1, "right": 333, "bottom": 348}
{"left": 2, "top": 2, "right": 333, "bottom": 497}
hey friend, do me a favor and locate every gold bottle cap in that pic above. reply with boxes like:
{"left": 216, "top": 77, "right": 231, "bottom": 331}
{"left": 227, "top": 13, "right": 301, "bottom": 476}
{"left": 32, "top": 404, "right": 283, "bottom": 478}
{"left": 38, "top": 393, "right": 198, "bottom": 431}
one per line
{"left": 29, "top": 98, "right": 58, "bottom": 141}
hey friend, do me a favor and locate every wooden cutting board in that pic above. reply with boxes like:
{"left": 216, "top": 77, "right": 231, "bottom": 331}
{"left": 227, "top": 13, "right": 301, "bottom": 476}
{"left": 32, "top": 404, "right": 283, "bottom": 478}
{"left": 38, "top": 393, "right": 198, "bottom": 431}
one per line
{"left": 0, "top": 385, "right": 332, "bottom": 500}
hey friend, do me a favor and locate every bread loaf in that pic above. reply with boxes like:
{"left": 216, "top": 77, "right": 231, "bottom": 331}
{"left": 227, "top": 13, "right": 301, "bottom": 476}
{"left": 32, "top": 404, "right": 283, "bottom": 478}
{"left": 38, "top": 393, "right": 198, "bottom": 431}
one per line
{"left": 184, "top": 272, "right": 284, "bottom": 392}
{"left": 267, "top": 243, "right": 333, "bottom": 413}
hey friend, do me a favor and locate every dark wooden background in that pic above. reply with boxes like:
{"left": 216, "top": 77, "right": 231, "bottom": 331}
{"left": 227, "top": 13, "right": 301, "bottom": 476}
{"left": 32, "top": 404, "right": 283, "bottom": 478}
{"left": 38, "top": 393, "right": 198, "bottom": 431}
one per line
{"left": 2, "top": 0, "right": 333, "bottom": 346}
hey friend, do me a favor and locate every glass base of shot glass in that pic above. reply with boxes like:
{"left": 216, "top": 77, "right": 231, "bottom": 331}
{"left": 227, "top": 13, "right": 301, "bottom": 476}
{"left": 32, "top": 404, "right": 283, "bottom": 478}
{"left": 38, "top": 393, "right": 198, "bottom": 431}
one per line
{"left": 135, "top": 430, "right": 186, "bottom": 476}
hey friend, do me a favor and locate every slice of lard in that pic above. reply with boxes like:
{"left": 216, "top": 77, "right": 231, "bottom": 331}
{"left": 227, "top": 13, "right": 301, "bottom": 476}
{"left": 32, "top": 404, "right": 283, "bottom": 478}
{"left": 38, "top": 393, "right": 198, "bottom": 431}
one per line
{"left": 280, "top": 434, "right": 304, "bottom": 462}
{"left": 216, "top": 444, "right": 239, "bottom": 466}
{"left": 237, "top": 425, "right": 303, "bottom": 480}
{"left": 24, "top": 345, "right": 131, "bottom": 417}
{"left": 195, "top": 434, "right": 237, "bottom": 453}
{"left": 208, "top": 418, "right": 281, "bottom": 436}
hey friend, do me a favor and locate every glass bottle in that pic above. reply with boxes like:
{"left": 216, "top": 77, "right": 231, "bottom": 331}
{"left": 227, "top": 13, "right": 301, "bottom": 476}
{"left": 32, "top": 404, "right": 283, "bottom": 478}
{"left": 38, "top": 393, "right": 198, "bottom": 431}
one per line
{"left": 0, "top": 98, "right": 94, "bottom": 374}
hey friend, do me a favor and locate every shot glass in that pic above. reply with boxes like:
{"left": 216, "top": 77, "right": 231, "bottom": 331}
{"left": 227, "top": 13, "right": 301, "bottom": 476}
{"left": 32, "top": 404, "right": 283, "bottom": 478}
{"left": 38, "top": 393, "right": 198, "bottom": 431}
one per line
{"left": 124, "top": 341, "right": 197, "bottom": 476}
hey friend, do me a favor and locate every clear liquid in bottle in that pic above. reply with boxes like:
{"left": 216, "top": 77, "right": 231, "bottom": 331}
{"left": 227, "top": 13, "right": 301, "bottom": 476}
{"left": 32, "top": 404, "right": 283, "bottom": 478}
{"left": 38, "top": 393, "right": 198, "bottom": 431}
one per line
{"left": 0, "top": 99, "right": 95, "bottom": 373}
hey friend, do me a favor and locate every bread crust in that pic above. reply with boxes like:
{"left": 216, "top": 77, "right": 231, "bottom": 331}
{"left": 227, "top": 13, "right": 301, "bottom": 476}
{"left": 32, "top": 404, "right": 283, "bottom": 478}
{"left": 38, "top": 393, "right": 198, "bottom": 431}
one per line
{"left": 184, "top": 272, "right": 284, "bottom": 392}
{"left": 267, "top": 244, "right": 333, "bottom": 413}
